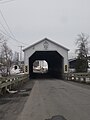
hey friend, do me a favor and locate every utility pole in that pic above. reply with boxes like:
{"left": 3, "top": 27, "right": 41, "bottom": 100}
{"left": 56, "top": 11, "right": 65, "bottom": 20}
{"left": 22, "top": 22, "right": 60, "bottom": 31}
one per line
{"left": 18, "top": 46, "right": 24, "bottom": 62}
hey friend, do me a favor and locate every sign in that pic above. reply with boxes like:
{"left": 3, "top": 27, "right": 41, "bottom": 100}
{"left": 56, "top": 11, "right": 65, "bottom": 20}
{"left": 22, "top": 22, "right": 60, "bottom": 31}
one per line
{"left": 24, "top": 65, "right": 28, "bottom": 73}
{"left": 65, "top": 65, "right": 67, "bottom": 71}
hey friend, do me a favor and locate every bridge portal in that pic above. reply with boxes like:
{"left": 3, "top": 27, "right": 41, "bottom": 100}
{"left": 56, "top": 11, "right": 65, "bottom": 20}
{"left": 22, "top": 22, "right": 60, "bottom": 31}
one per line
{"left": 23, "top": 38, "right": 69, "bottom": 79}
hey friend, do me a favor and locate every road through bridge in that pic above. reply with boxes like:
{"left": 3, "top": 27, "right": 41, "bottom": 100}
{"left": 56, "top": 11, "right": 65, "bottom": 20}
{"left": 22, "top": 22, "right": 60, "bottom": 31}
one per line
{"left": 17, "top": 79, "right": 90, "bottom": 120}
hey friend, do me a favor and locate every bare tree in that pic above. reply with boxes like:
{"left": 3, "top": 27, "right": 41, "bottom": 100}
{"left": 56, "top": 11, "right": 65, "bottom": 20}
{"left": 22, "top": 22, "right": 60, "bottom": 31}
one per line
{"left": 1, "top": 42, "right": 13, "bottom": 76}
{"left": 75, "top": 33, "right": 89, "bottom": 72}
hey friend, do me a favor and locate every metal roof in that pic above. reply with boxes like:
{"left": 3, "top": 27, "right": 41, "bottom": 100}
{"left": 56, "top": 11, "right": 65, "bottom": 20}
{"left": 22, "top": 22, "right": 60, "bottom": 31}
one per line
{"left": 23, "top": 38, "right": 69, "bottom": 51}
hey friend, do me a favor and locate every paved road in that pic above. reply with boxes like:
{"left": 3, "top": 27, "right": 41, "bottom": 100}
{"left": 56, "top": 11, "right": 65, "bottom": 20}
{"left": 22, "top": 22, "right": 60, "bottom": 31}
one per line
{"left": 17, "top": 79, "right": 90, "bottom": 120}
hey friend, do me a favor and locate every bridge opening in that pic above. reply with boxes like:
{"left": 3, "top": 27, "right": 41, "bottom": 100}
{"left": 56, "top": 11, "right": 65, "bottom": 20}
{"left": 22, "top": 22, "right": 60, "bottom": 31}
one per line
{"left": 33, "top": 60, "right": 48, "bottom": 74}
{"left": 29, "top": 51, "right": 64, "bottom": 79}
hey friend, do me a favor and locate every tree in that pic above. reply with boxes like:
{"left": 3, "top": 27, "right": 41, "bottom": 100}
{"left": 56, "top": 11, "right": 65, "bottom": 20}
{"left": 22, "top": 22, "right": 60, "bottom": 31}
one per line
{"left": 1, "top": 42, "right": 13, "bottom": 75}
{"left": 75, "top": 33, "right": 89, "bottom": 72}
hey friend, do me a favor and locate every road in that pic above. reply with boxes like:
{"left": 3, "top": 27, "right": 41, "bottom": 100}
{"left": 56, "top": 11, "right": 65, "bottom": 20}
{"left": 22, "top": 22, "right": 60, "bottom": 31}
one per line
{"left": 17, "top": 79, "right": 90, "bottom": 120}
{"left": 0, "top": 79, "right": 90, "bottom": 120}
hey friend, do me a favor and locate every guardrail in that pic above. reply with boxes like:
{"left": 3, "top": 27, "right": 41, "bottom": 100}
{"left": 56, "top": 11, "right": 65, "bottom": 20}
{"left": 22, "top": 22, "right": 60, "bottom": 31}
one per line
{"left": 64, "top": 73, "right": 90, "bottom": 83}
{"left": 0, "top": 74, "right": 29, "bottom": 94}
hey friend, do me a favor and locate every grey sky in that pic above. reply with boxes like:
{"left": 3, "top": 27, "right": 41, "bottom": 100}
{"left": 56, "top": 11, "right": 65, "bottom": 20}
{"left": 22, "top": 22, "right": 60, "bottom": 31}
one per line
{"left": 0, "top": 0, "right": 90, "bottom": 57}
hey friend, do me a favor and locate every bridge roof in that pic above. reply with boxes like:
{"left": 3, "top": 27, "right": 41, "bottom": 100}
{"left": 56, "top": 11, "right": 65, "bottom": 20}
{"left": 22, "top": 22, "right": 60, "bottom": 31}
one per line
{"left": 23, "top": 38, "right": 69, "bottom": 52}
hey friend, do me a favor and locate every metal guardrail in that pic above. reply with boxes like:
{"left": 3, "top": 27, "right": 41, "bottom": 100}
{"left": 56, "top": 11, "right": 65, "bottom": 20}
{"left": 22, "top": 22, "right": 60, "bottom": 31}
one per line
{"left": 64, "top": 73, "right": 90, "bottom": 83}
{"left": 0, "top": 74, "right": 29, "bottom": 94}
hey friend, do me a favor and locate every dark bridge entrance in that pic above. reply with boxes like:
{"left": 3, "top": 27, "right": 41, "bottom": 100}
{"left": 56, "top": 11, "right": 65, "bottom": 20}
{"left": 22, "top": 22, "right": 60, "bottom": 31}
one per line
{"left": 29, "top": 51, "right": 64, "bottom": 79}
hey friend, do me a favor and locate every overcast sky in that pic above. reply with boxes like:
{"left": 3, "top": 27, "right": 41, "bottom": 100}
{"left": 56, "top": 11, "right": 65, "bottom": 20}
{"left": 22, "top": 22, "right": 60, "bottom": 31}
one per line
{"left": 0, "top": 0, "right": 90, "bottom": 58}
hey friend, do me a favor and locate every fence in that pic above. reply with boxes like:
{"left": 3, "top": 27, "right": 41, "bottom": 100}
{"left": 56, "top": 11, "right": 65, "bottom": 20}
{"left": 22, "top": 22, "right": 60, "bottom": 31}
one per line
{"left": 0, "top": 74, "right": 29, "bottom": 94}
{"left": 64, "top": 73, "right": 90, "bottom": 83}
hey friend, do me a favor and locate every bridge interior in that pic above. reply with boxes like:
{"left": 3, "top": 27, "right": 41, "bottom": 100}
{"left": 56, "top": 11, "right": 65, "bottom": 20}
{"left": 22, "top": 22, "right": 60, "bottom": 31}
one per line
{"left": 29, "top": 51, "right": 64, "bottom": 79}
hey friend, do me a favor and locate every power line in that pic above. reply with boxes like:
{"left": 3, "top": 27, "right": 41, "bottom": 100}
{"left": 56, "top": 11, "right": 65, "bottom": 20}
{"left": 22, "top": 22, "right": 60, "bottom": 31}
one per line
{"left": 0, "top": 10, "right": 17, "bottom": 42}
{"left": 0, "top": 29, "right": 28, "bottom": 45}
{"left": 0, "top": 16, "right": 26, "bottom": 46}
{"left": 0, "top": 20, "right": 11, "bottom": 35}
{"left": 0, "top": 9, "right": 28, "bottom": 45}
{"left": 0, "top": 9, "right": 15, "bottom": 38}
{"left": 0, "top": 0, "right": 15, "bottom": 4}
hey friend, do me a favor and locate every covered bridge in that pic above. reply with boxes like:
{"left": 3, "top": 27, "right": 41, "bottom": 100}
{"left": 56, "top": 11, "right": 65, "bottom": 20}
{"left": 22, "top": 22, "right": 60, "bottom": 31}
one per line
{"left": 23, "top": 38, "right": 69, "bottom": 79}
